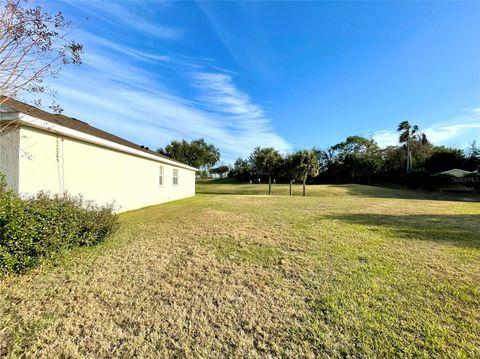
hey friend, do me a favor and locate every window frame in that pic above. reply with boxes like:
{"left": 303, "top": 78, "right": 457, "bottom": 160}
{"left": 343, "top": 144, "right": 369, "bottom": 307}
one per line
{"left": 159, "top": 165, "right": 164, "bottom": 186}
{"left": 173, "top": 168, "right": 179, "bottom": 186}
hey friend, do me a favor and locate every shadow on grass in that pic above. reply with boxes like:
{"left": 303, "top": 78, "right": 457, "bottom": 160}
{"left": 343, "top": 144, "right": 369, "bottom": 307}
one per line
{"left": 326, "top": 213, "right": 480, "bottom": 248}
{"left": 337, "top": 184, "right": 480, "bottom": 203}
{"left": 196, "top": 178, "right": 241, "bottom": 185}
{"left": 196, "top": 182, "right": 480, "bottom": 202}
{"left": 196, "top": 190, "right": 240, "bottom": 195}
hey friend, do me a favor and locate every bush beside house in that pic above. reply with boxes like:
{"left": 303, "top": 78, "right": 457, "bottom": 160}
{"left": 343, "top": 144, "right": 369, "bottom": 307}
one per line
{"left": 0, "top": 175, "right": 118, "bottom": 274}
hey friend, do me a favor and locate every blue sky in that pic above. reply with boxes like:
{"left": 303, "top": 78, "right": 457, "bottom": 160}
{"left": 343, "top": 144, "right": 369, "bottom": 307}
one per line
{"left": 42, "top": 1, "right": 480, "bottom": 163}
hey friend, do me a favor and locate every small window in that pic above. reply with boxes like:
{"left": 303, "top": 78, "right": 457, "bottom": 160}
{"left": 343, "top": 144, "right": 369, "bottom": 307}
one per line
{"left": 159, "top": 166, "right": 164, "bottom": 186}
{"left": 173, "top": 168, "right": 179, "bottom": 185}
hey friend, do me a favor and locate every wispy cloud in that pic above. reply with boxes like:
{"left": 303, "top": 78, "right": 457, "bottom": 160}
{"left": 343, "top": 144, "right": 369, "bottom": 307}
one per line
{"left": 77, "top": 31, "right": 172, "bottom": 64}
{"left": 43, "top": 4, "right": 289, "bottom": 163}
{"left": 372, "top": 130, "right": 400, "bottom": 148}
{"left": 65, "top": 0, "right": 182, "bottom": 41}
{"left": 424, "top": 107, "right": 480, "bottom": 144}
{"left": 196, "top": 2, "right": 274, "bottom": 78}
{"left": 192, "top": 72, "right": 290, "bottom": 154}
{"left": 196, "top": 2, "right": 243, "bottom": 67}
{"left": 372, "top": 107, "right": 480, "bottom": 148}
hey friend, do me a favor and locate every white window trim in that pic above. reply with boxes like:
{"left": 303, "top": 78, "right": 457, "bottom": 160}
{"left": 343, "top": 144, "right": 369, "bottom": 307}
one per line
{"left": 173, "top": 168, "right": 179, "bottom": 186}
{"left": 159, "top": 166, "right": 164, "bottom": 186}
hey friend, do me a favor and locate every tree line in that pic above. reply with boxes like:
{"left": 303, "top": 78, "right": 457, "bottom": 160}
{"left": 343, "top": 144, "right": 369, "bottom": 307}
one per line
{"left": 232, "top": 121, "right": 480, "bottom": 190}
{"left": 159, "top": 121, "right": 480, "bottom": 193}
{"left": 158, "top": 139, "right": 321, "bottom": 196}
{"left": 234, "top": 148, "right": 320, "bottom": 196}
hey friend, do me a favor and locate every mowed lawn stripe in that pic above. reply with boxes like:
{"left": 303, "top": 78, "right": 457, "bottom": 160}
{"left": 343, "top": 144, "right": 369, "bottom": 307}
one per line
{"left": 1, "top": 185, "right": 479, "bottom": 358}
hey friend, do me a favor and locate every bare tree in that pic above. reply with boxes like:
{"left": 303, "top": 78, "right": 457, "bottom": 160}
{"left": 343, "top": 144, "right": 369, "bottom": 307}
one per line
{"left": 0, "top": 0, "right": 82, "bottom": 115}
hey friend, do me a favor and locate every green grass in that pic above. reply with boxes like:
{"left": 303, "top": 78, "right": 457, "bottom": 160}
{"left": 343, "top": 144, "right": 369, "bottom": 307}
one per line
{"left": 1, "top": 184, "right": 479, "bottom": 357}
{"left": 196, "top": 181, "right": 480, "bottom": 201}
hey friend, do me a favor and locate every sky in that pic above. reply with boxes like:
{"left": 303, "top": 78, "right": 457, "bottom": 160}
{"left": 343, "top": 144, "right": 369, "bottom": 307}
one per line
{"left": 39, "top": 0, "right": 480, "bottom": 163}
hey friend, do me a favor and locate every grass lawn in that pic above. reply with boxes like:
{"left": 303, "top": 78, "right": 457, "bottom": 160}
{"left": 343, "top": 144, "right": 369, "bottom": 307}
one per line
{"left": 1, "top": 184, "right": 479, "bottom": 357}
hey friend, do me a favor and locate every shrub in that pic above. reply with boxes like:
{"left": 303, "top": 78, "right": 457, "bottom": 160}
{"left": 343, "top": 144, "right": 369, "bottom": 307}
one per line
{"left": 0, "top": 175, "right": 118, "bottom": 274}
{"left": 405, "top": 169, "right": 430, "bottom": 189}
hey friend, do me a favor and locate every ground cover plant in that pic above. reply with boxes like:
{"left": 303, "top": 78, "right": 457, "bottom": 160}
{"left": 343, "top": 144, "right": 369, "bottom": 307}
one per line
{"left": 0, "top": 184, "right": 479, "bottom": 357}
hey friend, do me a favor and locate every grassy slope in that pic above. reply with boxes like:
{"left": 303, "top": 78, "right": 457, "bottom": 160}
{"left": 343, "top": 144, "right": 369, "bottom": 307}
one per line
{"left": 1, "top": 184, "right": 479, "bottom": 357}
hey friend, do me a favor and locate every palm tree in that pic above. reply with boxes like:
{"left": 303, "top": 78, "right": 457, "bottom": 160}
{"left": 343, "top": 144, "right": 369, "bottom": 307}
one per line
{"left": 284, "top": 154, "right": 299, "bottom": 196}
{"left": 292, "top": 149, "right": 320, "bottom": 196}
{"left": 249, "top": 147, "right": 282, "bottom": 195}
{"left": 397, "top": 121, "right": 419, "bottom": 171}
{"left": 234, "top": 157, "right": 251, "bottom": 183}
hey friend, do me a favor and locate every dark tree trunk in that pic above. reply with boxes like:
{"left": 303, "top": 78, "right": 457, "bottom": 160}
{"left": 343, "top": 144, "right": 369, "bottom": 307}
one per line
{"left": 303, "top": 175, "right": 307, "bottom": 196}
{"left": 289, "top": 180, "right": 292, "bottom": 196}
{"left": 268, "top": 175, "right": 272, "bottom": 195}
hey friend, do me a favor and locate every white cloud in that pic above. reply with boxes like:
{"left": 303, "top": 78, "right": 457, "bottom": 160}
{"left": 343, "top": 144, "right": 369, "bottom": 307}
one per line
{"left": 372, "top": 130, "right": 399, "bottom": 148}
{"left": 196, "top": 2, "right": 273, "bottom": 77}
{"left": 196, "top": 2, "right": 242, "bottom": 67}
{"left": 77, "top": 31, "right": 172, "bottom": 64}
{"left": 65, "top": 0, "right": 182, "bottom": 41}
{"left": 371, "top": 107, "right": 480, "bottom": 149}
{"left": 462, "top": 106, "right": 480, "bottom": 116}
{"left": 42, "top": 12, "right": 289, "bottom": 163}
{"left": 424, "top": 108, "right": 480, "bottom": 144}
{"left": 191, "top": 72, "right": 289, "bottom": 153}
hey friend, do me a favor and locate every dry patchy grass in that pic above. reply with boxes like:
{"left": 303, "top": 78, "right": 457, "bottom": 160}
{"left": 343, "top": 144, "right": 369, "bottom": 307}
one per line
{"left": 1, "top": 185, "right": 479, "bottom": 357}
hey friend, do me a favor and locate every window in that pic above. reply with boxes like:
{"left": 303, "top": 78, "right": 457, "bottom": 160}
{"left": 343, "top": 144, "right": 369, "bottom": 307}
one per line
{"left": 159, "top": 166, "right": 164, "bottom": 186}
{"left": 173, "top": 168, "right": 179, "bottom": 185}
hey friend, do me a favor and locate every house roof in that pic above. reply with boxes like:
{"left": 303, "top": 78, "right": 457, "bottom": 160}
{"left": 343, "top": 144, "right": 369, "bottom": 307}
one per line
{"left": 432, "top": 168, "right": 475, "bottom": 178}
{"left": 0, "top": 96, "right": 196, "bottom": 170}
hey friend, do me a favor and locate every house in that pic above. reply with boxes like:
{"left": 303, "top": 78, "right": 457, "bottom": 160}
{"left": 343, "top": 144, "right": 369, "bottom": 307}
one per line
{"left": 431, "top": 168, "right": 479, "bottom": 192}
{"left": 0, "top": 97, "right": 197, "bottom": 212}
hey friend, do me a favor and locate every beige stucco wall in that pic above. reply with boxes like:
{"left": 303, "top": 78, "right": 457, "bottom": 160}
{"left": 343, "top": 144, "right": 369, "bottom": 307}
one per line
{"left": 0, "top": 127, "right": 20, "bottom": 192}
{"left": 17, "top": 126, "right": 195, "bottom": 212}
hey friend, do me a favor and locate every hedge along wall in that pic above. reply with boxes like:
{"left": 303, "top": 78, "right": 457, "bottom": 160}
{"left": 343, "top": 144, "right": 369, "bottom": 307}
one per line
{"left": 0, "top": 175, "right": 118, "bottom": 274}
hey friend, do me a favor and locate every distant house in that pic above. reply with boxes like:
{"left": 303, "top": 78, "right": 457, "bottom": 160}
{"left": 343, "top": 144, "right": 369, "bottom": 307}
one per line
{"left": 0, "top": 97, "right": 197, "bottom": 212}
{"left": 432, "top": 168, "right": 479, "bottom": 192}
